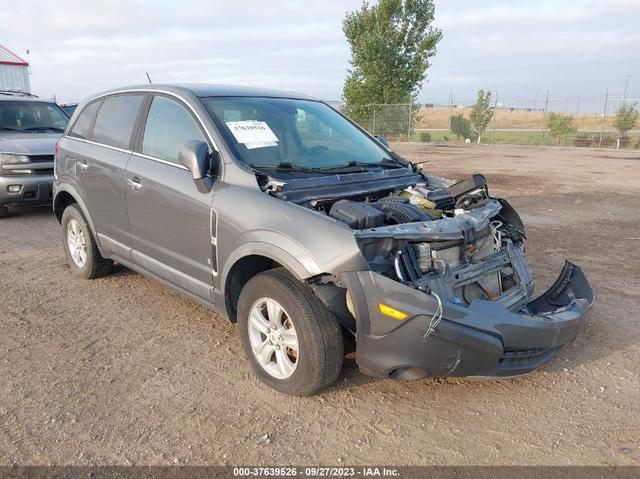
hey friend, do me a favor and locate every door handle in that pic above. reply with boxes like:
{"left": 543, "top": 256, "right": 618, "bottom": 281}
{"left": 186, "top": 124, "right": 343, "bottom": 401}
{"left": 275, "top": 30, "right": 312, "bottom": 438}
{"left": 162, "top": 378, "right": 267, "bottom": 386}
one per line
{"left": 127, "top": 178, "right": 143, "bottom": 191}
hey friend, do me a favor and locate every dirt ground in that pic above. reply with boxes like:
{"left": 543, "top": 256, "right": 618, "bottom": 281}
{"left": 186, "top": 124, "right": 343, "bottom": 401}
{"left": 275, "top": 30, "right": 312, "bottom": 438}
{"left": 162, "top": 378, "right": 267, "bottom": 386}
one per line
{"left": 1, "top": 144, "right": 639, "bottom": 466}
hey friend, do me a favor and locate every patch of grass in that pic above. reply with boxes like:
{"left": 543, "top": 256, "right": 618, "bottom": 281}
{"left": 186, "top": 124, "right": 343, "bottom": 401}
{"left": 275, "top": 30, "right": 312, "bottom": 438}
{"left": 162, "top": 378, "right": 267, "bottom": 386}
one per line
{"left": 415, "top": 107, "right": 634, "bottom": 131}
{"left": 412, "top": 129, "right": 640, "bottom": 149}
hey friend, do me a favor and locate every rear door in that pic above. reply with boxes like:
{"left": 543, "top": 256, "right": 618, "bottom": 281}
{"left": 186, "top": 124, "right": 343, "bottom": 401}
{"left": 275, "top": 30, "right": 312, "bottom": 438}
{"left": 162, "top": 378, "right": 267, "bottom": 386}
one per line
{"left": 69, "top": 93, "right": 145, "bottom": 256}
{"left": 125, "top": 94, "right": 216, "bottom": 300}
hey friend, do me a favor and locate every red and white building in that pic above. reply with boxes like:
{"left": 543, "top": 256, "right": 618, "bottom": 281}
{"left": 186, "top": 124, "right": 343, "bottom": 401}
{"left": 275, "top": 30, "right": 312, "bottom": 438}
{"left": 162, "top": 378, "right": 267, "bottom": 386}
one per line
{"left": 0, "top": 44, "right": 31, "bottom": 93}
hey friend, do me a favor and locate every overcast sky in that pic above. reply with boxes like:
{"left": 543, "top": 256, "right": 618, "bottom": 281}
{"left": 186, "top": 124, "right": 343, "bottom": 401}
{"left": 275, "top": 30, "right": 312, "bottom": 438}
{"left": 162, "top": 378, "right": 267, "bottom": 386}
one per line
{"left": 2, "top": 0, "right": 638, "bottom": 112}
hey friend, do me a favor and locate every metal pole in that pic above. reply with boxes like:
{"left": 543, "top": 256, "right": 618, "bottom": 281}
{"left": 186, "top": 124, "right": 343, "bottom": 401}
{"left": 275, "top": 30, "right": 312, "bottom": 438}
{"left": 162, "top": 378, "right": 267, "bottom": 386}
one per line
{"left": 372, "top": 106, "right": 376, "bottom": 135}
{"left": 407, "top": 102, "right": 412, "bottom": 141}
{"left": 599, "top": 89, "right": 609, "bottom": 148}
{"left": 491, "top": 90, "right": 498, "bottom": 144}
{"left": 448, "top": 89, "right": 453, "bottom": 127}
{"left": 623, "top": 75, "right": 631, "bottom": 103}
{"left": 540, "top": 89, "right": 549, "bottom": 145}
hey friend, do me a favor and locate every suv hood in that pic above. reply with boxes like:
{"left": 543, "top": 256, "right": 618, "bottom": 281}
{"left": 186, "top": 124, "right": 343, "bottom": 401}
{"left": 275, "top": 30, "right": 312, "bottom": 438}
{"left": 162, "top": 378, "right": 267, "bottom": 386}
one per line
{"left": 0, "top": 131, "right": 61, "bottom": 155}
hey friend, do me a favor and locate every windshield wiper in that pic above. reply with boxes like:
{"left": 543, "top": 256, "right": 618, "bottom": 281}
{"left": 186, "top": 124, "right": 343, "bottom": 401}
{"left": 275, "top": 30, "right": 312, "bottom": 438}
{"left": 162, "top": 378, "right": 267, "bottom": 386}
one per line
{"left": 250, "top": 158, "right": 408, "bottom": 175}
{"left": 317, "top": 158, "right": 407, "bottom": 172}
{"left": 21, "top": 126, "right": 65, "bottom": 132}
{"left": 0, "top": 126, "right": 24, "bottom": 132}
{"left": 249, "top": 162, "right": 341, "bottom": 175}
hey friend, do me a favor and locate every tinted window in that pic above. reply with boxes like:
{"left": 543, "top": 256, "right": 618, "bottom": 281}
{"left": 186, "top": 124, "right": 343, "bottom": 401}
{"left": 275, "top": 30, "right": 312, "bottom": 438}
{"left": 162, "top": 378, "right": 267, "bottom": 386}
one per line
{"left": 93, "top": 94, "right": 144, "bottom": 149}
{"left": 69, "top": 100, "right": 101, "bottom": 139}
{"left": 142, "top": 96, "right": 207, "bottom": 164}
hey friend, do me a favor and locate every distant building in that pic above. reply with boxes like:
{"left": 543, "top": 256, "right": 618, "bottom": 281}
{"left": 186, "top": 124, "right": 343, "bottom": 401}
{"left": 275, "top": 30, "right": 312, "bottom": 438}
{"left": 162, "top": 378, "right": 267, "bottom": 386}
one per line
{"left": 0, "top": 44, "right": 31, "bottom": 93}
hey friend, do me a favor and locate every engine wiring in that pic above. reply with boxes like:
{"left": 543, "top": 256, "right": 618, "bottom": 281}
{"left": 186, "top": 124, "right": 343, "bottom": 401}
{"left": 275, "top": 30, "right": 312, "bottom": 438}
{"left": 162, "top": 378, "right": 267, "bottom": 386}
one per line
{"left": 424, "top": 292, "right": 443, "bottom": 338}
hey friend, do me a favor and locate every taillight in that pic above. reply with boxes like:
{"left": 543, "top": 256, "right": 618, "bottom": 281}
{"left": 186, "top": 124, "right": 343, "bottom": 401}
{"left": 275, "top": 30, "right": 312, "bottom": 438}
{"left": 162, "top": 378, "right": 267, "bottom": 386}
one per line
{"left": 54, "top": 139, "right": 61, "bottom": 158}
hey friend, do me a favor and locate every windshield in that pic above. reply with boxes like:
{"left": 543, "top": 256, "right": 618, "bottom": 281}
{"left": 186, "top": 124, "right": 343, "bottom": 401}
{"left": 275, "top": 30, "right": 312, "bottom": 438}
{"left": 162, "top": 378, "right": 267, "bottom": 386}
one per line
{"left": 0, "top": 101, "right": 69, "bottom": 132}
{"left": 203, "top": 97, "right": 392, "bottom": 170}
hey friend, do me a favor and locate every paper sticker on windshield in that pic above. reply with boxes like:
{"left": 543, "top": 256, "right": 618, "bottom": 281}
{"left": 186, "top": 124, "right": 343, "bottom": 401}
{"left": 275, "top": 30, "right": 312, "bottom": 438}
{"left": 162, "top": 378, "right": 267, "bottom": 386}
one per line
{"left": 226, "top": 120, "right": 279, "bottom": 149}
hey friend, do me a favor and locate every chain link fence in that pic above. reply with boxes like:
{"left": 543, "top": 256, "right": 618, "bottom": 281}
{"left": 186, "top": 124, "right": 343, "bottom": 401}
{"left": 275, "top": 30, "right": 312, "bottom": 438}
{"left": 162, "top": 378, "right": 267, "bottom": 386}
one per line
{"left": 329, "top": 94, "right": 640, "bottom": 149}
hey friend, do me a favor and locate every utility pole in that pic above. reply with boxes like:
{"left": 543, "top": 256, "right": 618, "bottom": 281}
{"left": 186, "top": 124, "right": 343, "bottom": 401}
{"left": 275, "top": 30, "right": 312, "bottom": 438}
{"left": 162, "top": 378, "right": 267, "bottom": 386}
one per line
{"left": 540, "top": 89, "right": 549, "bottom": 145}
{"left": 599, "top": 89, "right": 609, "bottom": 148}
{"left": 448, "top": 89, "right": 455, "bottom": 127}
{"left": 623, "top": 75, "right": 631, "bottom": 104}
{"left": 491, "top": 90, "right": 498, "bottom": 144}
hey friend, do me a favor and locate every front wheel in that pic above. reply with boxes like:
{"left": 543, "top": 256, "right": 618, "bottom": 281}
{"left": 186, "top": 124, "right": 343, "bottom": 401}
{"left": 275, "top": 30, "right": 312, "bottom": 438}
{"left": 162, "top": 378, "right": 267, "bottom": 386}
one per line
{"left": 238, "top": 268, "right": 344, "bottom": 396}
{"left": 0, "top": 204, "right": 9, "bottom": 218}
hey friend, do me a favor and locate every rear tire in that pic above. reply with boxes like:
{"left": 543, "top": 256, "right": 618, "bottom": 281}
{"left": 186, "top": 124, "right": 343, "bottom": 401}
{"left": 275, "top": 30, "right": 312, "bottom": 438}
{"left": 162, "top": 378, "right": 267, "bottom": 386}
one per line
{"left": 61, "top": 204, "right": 113, "bottom": 279}
{"left": 0, "top": 204, "right": 9, "bottom": 218}
{"left": 238, "top": 268, "right": 344, "bottom": 396}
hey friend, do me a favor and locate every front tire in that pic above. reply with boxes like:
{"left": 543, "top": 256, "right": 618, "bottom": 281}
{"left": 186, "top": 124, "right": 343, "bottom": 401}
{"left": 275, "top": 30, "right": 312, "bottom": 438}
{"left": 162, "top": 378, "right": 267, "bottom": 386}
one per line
{"left": 61, "top": 204, "right": 113, "bottom": 279}
{"left": 238, "top": 268, "right": 344, "bottom": 396}
{"left": 0, "top": 204, "right": 9, "bottom": 218}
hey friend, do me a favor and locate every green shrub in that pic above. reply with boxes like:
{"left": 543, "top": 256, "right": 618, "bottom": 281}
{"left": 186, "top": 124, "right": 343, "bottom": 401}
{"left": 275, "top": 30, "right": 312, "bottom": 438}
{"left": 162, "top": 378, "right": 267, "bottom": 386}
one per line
{"left": 450, "top": 114, "right": 472, "bottom": 140}
{"left": 419, "top": 131, "right": 432, "bottom": 142}
{"left": 547, "top": 112, "right": 577, "bottom": 144}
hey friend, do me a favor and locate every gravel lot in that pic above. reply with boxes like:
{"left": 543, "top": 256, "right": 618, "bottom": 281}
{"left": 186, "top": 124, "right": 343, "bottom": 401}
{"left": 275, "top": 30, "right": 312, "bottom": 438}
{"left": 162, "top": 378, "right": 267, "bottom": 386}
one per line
{"left": 1, "top": 144, "right": 639, "bottom": 466}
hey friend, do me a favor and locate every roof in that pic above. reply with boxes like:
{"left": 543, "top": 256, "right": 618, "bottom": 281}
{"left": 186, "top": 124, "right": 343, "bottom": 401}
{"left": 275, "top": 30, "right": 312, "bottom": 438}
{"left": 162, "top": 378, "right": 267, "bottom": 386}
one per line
{"left": 0, "top": 45, "right": 29, "bottom": 66}
{"left": 89, "top": 83, "right": 318, "bottom": 102}
{"left": 0, "top": 93, "right": 53, "bottom": 103}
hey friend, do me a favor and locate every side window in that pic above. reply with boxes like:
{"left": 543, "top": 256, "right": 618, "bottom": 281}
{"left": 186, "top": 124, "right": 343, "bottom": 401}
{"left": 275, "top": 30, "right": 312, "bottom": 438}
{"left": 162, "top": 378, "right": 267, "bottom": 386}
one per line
{"left": 142, "top": 96, "right": 208, "bottom": 164}
{"left": 93, "top": 94, "right": 144, "bottom": 149}
{"left": 69, "top": 100, "right": 101, "bottom": 139}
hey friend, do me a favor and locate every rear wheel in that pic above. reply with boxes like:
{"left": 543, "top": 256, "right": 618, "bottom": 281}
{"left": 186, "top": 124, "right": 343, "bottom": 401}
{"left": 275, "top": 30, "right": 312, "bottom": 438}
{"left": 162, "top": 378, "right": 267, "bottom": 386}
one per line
{"left": 0, "top": 204, "right": 9, "bottom": 218}
{"left": 61, "top": 204, "right": 113, "bottom": 279}
{"left": 238, "top": 268, "right": 344, "bottom": 396}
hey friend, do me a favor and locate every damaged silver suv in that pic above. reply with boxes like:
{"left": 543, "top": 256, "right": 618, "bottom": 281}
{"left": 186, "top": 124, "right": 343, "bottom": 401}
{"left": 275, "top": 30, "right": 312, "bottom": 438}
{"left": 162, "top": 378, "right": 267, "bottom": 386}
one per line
{"left": 53, "top": 85, "right": 593, "bottom": 395}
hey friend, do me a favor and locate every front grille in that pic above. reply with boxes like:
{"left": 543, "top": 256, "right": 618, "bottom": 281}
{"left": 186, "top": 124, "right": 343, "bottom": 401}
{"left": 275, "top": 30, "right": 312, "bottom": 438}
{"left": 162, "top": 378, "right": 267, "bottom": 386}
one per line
{"left": 28, "top": 155, "right": 54, "bottom": 163}
{"left": 498, "top": 347, "right": 558, "bottom": 369}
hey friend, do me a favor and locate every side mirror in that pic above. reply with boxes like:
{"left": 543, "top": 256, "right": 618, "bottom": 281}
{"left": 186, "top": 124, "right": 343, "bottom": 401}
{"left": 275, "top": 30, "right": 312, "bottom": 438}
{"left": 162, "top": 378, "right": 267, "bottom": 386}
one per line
{"left": 179, "top": 140, "right": 216, "bottom": 193}
{"left": 375, "top": 135, "right": 389, "bottom": 148}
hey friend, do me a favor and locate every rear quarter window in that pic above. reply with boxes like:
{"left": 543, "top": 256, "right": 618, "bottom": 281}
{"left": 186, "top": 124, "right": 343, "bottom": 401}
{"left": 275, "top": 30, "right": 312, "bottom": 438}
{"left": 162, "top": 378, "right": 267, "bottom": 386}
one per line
{"left": 92, "top": 94, "right": 144, "bottom": 149}
{"left": 69, "top": 100, "right": 101, "bottom": 140}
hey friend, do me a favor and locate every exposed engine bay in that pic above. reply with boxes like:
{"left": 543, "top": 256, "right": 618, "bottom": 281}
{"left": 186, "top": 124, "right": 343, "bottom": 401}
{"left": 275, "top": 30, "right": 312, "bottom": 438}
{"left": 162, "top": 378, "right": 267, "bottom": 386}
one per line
{"left": 275, "top": 172, "right": 528, "bottom": 311}
{"left": 262, "top": 167, "right": 530, "bottom": 314}
{"left": 257, "top": 161, "right": 592, "bottom": 380}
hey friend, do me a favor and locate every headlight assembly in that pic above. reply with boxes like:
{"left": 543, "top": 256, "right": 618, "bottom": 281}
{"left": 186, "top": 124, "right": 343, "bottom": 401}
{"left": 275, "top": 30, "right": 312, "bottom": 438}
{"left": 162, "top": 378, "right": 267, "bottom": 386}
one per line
{"left": 0, "top": 154, "right": 30, "bottom": 165}
{"left": 0, "top": 154, "right": 31, "bottom": 174}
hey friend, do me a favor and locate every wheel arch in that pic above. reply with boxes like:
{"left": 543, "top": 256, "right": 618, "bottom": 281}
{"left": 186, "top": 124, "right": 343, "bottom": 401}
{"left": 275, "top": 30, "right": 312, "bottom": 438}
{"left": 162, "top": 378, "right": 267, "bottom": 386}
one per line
{"left": 53, "top": 185, "right": 100, "bottom": 248}
{"left": 221, "top": 242, "right": 322, "bottom": 322}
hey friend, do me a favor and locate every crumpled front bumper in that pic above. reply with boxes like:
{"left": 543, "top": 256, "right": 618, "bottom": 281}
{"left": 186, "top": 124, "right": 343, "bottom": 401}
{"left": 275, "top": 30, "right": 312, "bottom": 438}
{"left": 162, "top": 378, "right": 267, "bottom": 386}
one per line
{"left": 341, "top": 261, "right": 594, "bottom": 380}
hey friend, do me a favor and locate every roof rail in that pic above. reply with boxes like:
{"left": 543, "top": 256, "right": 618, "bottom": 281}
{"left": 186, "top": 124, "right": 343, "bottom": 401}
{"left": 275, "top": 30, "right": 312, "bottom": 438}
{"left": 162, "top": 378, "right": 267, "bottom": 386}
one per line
{"left": 0, "top": 90, "right": 39, "bottom": 98}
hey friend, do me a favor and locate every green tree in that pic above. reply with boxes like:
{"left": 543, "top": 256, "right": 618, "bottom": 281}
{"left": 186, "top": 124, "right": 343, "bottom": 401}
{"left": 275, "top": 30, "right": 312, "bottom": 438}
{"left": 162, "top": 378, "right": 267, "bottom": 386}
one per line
{"left": 342, "top": 0, "right": 442, "bottom": 133}
{"left": 546, "top": 112, "right": 577, "bottom": 145}
{"left": 614, "top": 103, "right": 639, "bottom": 141}
{"left": 469, "top": 90, "right": 494, "bottom": 144}
{"left": 450, "top": 114, "right": 472, "bottom": 140}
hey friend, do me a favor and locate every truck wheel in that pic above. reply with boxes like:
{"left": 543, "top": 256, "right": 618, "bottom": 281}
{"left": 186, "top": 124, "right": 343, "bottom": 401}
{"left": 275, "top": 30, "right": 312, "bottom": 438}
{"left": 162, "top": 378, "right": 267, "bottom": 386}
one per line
{"left": 0, "top": 204, "right": 8, "bottom": 218}
{"left": 238, "top": 268, "right": 344, "bottom": 396}
{"left": 61, "top": 204, "right": 113, "bottom": 279}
